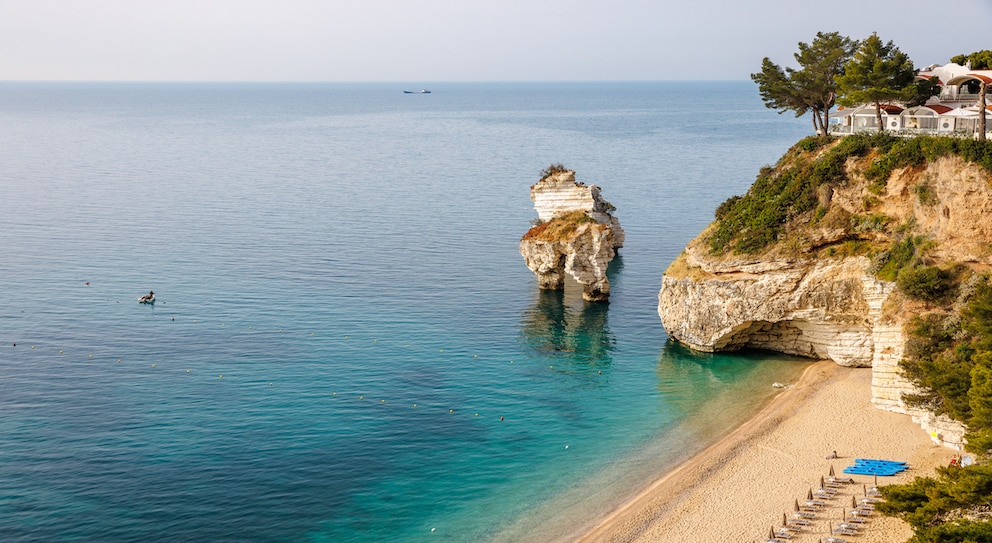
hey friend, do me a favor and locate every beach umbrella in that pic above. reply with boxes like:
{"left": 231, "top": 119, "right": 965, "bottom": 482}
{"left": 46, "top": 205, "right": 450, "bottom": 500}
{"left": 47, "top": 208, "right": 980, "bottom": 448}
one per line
{"left": 852, "top": 495, "right": 857, "bottom": 508}
{"left": 769, "top": 526, "right": 776, "bottom": 540}
{"left": 864, "top": 484, "right": 867, "bottom": 495}
{"left": 821, "top": 475, "right": 826, "bottom": 488}
{"left": 794, "top": 499, "right": 800, "bottom": 512}
{"left": 808, "top": 488, "right": 814, "bottom": 500}
{"left": 829, "top": 465, "right": 835, "bottom": 476}
{"left": 874, "top": 473, "right": 878, "bottom": 486}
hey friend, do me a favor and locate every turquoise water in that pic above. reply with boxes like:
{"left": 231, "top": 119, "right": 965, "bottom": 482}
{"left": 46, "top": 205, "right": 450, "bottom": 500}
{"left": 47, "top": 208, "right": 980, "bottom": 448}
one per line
{"left": 0, "top": 82, "right": 811, "bottom": 542}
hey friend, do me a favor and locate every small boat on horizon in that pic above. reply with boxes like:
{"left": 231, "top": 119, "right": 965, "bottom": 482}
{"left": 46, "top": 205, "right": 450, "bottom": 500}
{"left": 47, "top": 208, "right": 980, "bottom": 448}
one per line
{"left": 403, "top": 89, "right": 431, "bottom": 94}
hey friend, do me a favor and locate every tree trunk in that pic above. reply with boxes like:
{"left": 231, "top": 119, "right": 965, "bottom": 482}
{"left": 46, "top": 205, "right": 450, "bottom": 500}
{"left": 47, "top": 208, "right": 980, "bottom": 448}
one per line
{"left": 824, "top": 92, "right": 833, "bottom": 136}
{"left": 980, "top": 81, "right": 987, "bottom": 142}
{"left": 875, "top": 101, "right": 884, "bottom": 133}
{"left": 815, "top": 108, "right": 829, "bottom": 136}
{"left": 811, "top": 113, "right": 820, "bottom": 135}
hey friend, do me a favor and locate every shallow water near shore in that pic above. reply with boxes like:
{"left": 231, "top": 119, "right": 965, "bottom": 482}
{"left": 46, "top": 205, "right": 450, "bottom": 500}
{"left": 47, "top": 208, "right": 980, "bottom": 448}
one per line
{"left": 0, "top": 81, "right": 811, "bottom": 542}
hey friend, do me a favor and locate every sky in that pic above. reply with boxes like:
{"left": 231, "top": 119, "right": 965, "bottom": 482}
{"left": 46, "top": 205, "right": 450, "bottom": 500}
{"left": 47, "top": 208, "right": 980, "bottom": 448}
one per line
{"left": 1, "top": 0, "right": 990, "bottom": 82}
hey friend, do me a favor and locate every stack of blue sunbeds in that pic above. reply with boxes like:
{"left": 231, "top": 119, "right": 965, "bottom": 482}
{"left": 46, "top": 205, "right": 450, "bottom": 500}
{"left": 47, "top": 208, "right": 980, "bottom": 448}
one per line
{"left": 842, "top": 458, "right": 907, "bottom": 476}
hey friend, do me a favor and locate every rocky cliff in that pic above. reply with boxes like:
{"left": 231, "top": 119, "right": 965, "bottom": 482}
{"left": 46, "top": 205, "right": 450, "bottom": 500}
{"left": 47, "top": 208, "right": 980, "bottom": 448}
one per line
{"left": 520, "top": 170, "right": 624, "bottom": 302}
{"left": 659, "top": 137, "right": 992, "bottom": 449}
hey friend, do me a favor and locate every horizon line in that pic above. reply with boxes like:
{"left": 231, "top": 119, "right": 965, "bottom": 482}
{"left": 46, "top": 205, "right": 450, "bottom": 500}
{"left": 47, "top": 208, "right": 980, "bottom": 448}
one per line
{"left": 0, "top": 78, "right": 754, "bottom": 84}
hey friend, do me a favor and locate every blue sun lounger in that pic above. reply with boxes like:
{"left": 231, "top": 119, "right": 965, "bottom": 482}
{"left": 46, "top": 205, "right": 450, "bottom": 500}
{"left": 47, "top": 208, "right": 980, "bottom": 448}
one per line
{"left": 842, "top": 458, "right": 907, "bottom": 476}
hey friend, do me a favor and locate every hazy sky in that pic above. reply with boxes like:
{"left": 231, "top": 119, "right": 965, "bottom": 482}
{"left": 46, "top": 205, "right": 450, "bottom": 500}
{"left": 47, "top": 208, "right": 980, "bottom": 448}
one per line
{"left": 2, "top": 0, "right": 990, "bottom": 81}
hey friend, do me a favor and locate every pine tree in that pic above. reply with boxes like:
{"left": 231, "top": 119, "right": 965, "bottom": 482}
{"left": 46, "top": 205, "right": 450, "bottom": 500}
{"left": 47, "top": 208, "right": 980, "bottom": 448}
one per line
{"left": 836, "top": 33, "right": 916, "bottom": 132}
{"left": 751, "top": 32, "right": 857, "bottom": 135}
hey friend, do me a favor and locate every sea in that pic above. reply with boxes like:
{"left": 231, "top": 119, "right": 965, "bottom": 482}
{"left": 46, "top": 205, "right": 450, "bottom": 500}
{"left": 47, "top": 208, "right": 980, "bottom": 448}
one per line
{"left": 0, "top": 81, "right": 813, "bottom": 543}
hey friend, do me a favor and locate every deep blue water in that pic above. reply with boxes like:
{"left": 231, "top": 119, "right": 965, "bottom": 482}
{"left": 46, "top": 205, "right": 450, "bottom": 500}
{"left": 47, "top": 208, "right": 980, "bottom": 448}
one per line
{"left": 0, "top": 81, "right": 812, "bottom": 542}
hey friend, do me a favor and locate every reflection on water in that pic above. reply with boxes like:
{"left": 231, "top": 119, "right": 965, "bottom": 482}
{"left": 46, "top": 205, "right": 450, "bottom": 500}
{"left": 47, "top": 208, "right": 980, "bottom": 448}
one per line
{"left": 655, "top": 339, "right": 812, "bottom": 419}
{"left": 518, "top": 285, "right": 615, "bottom": 371}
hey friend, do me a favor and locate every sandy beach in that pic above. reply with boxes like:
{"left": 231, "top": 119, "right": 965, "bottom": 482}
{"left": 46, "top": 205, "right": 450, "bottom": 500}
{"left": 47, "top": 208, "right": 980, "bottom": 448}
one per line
{"left": 574, "top": 360, "right": 949, "bottom": 543}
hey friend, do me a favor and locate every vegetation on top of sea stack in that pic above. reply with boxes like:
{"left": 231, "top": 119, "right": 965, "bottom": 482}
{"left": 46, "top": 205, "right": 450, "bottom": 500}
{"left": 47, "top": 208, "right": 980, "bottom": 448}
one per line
{"left": 521, "top": 210, "right": 599, "bottom": 243}
{"left": 539, "top": 162, "right": 570, "bottom": 181}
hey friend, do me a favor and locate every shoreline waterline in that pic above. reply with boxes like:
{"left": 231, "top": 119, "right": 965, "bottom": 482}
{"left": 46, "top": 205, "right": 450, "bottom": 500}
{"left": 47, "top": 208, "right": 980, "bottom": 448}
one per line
{"left": 488, "top": 351, "right": 813, "bottom": 543}
{"left": 572, "top": 361, "right": 948, "bottom": 542}
{"left": 571, "top": 360, "right": 831, "bottom": 542}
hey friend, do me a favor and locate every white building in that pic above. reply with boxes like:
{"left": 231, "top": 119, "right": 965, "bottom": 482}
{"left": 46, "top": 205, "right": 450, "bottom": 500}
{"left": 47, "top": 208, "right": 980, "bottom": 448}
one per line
{"left": 829, "top": 62, "right": 992, "bottom": 137}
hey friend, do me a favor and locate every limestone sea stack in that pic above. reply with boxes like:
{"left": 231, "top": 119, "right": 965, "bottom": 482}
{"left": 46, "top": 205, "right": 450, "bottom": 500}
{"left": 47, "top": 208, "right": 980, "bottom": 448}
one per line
{"left": 520, "top": 168, "right": 624, "bottom": 302}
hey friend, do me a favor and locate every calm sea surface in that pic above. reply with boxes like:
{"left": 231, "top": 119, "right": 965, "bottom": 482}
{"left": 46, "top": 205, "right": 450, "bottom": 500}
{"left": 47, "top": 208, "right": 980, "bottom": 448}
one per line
{"left": 0, "top": 81, "right": 812, "bottom": 542}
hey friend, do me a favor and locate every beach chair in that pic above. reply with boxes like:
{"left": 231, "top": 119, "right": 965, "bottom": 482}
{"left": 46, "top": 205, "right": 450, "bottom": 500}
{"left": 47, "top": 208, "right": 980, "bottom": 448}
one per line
{"left": 772, "top": 528, "right": 794, "bottom": 539}
{"left": 820, "top": 475, "right": 842, "bottom": 489}
{"left": 806, "top": 489, "right": 828, "bottom": 505}
{"left": 852, "top": 507, "right": 874, "bottom": 519}
{"left": 832, "top": 523, "right": 857, "bottom": 537}
{"left": 782, "top": 513, "right": 807, "bottom": 531}
{"left": 838, "top": 522, "right": 861, "bottom": 532}
{"left": 814, "top": 487, "right": 837, "bottom": 498}
{"left": 794, "top": 498, "right": 817, "bottom": 517}
{"left": 844, "top": 458, "right": 908, "bottom": 476}
{"left": 821, "top": 537, "right": 847, "bottom": 543}
{"left": 780, "top": 523, "right": 801, "bottom": 534}
{"left": 765, "top": 526, "right": 792, "bottom": 542}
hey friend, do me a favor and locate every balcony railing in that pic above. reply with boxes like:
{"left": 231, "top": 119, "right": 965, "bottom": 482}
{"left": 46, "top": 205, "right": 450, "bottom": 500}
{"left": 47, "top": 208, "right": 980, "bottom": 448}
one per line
{"left": 939, "top": 91, "right": 992, "bottom": 102}
{"left": 828, "top": 124, "right": 988, "bottom": 139}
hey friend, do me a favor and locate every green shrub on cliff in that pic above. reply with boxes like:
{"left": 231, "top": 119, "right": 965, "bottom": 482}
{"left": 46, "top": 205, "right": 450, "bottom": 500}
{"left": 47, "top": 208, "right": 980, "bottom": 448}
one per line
{"left": 897, "top": 265, "right": 952, "bottom": 302}
{"left": 708, "top": 135, "right": 992, "bottom": 255}
{"left": 708, "top": 134, "right": 879, "bottom": 254}
{"left": 878, "top": 462, "right": 992, "bottom": 542}
{"left": 883, "top": 277, "right": 992, "bottom": 539}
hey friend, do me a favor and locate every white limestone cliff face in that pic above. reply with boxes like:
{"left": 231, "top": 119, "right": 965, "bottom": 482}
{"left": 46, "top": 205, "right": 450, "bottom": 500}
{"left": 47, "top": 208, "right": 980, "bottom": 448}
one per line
{"left": 520, "top": 222, "right": 615, "bottom": 302}
{"left": 529, "top": 170, "right": 626, "bottom": 249}
{"left": 520, "top": 170, "right": 624, "bottom": 302}
{"left": 659, "top": 254, "right": 881, "bottom": 366}
{"left": 658, "top": 153, "right": 992, "bottom": 449}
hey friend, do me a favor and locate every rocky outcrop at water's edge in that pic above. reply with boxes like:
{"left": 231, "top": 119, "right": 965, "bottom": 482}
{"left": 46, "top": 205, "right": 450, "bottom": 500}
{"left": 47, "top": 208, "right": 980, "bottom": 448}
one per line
{"left": 520, "top": 170, "right": 624, "bottom": 302}
{"left": 658, "top": 142, "right": 992, "bottom": 450}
